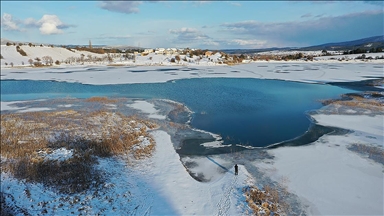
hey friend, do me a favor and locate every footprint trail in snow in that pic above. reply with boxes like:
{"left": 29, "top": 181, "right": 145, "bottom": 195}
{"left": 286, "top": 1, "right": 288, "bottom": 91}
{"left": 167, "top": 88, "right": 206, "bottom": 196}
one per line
{"left": 216, "top": 174, "right": 238, "bottom": 216}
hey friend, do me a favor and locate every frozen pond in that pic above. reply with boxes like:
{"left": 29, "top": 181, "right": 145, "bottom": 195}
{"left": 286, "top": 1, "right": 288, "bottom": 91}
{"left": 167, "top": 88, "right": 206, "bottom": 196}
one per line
{"left": 1, "top": 78, "right": 353, "bottom": 147}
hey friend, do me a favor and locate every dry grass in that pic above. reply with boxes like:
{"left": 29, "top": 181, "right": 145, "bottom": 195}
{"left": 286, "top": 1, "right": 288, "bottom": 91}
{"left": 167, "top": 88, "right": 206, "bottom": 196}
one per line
{"left": 244, "top": 185, "right": 289, "bottom": 216}
{"left": 107, "top": 64, "right": 126, "bottom": 66}
{"left": 85, "top": 97, "right": 119, "bottom": 104}
{"left": 348, "top": 143, "right": 384, "bottom": 165}
{"left": 321, "top": 93, "right": 383, "bottom": 112}
{"left": 1, "top": 110, "right": 157, "bottom": 193}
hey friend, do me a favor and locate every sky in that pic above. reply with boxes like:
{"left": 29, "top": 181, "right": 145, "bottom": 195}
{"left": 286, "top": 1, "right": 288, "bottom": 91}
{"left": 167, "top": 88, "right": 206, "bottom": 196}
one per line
{"left": 1, "top": 1, "right": 383, "bottom": 49}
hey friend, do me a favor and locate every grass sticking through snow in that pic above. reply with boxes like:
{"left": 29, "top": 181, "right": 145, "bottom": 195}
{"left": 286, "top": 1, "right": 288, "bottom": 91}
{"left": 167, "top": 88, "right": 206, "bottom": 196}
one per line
{"left": 1, "top": 110, "right": 157, "bottom": 194}
{"left": 244, "top": 185, "right": 289, "bottom": 216}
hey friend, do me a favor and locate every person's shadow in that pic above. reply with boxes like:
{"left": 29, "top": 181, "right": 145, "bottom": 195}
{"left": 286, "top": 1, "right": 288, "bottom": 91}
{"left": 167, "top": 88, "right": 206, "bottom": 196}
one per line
{"left": 206, "top": 156, "right": 235, "bottom": 175}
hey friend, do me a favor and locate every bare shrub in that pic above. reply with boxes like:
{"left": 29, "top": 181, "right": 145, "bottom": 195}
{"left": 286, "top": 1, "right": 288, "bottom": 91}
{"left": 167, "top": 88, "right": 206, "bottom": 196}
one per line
{"left": 244, "top": 185, "right": 288, "bottom": 216}
{"left": 33, "top": 61, "right": 43, "bottom": 67}
{"left": 42, "top": 56, "right": 53, "bottom": 66}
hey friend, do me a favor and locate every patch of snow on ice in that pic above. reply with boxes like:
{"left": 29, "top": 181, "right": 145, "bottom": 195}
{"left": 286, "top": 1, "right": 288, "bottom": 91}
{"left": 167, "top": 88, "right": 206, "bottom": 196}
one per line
{"left": 57, "top": 104, "right": 73, "bottom": 108}
{"left": 255, "top": 113, "right": 384, "bottom": 215}
{"left": 127, "top": 100, "right": 166, "bottom": 119}
{"left": 17, "top": 107, "right": 52, "bottom": 113}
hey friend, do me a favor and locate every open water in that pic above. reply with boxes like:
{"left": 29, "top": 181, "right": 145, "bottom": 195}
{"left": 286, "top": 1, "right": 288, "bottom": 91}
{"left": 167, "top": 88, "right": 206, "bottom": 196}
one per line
{"left": 1, "top": 78, "right": 353, "bottom": 147}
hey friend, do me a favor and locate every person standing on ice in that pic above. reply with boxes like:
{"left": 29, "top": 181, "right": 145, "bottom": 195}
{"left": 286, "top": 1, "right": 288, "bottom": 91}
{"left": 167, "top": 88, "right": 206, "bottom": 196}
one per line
{"left": 234, "top": 164, "right": 238, "bottom": 175}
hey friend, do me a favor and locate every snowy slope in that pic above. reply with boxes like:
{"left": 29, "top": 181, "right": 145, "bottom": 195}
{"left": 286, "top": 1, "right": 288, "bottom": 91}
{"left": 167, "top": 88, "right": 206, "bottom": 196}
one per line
{"left": 1, "top": 130, "right": 253, "bottom": 215}
{"left": 0, "top": 45, "right": 31, "bottom": 66}
{"left": 1, "top": 45, "right": 106, "bottom": 66}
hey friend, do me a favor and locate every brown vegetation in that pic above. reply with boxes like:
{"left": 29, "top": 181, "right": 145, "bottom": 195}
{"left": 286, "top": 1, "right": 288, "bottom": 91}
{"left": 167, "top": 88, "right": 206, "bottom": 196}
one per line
{"left": 1, "top": 110, "right": 157, "bottom": 193}
{"left": 85, "top": 97, "right": 119, "bottom": 104}
{"left": 348, "top": 143, "right": 384, "bottom": 165}
{"left": 244, "top": 185, "right": 289, "bottom": 216}
{"left": 16, "top": 46, "right": 27, "bottom": 56}
{"left": 321, "top": 93, "right": 383, "bottom": 111}
{"left": 74, "top": 47, "right": 124, "bottom": 55}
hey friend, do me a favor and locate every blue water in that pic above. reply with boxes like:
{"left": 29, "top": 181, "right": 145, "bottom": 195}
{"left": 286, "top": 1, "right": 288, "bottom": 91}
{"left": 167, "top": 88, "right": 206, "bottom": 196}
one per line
{"left": 1, "top": 78, "right": 352, "bottom": 147}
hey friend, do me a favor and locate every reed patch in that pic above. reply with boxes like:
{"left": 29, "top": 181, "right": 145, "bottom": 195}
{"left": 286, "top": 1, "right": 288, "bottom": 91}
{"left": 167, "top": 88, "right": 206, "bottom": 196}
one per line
{"left": 244, "top": 185, "right": 289, "bottom": 216}
{"left": 1, "top": 110, "right": 157, "bottom": 193}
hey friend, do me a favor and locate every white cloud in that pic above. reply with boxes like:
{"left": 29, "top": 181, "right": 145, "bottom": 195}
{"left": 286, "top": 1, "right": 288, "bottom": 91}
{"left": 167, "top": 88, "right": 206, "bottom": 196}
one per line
{"left": 1, "top": 13, "right": 21, "bottom": 31}
{"left": 301, "top": 13, "right": 312, "bottom": 18}
{"left": 169, "top": 27, "right": 199, "bottom": 34}
{"left": 99, "top": 1, "right": 142, "bottom": 14}
{"left": 168, "top": 27, "right": 221, "bottom": 47}
{"left": 37, "top": 15, "right": 66, "bottom": 35}
{"left": 230, "top": 2, "right": 242, "bottom": 7}
{"left": 229, "top": 39, "right": 267, "bottom": 46}
{"left": 191, "top": 1, "right": 211, "bottom": 7}
{"left": 2, "top": 14, "right": 74, "bottom": 35}
{"left": 96, "top": 34, "right": 132, "bottom": 40}
{"left": 203, "top": 40, "right": 220, "bottom": 46}
{"left": 220, "top": 10, "right": 384, "bottom": 46}
{"left": 24, "top": 17, "right": 39, "bottom": 27}
{"left": 39, "top": 22, "right": 62, "bottom": 35}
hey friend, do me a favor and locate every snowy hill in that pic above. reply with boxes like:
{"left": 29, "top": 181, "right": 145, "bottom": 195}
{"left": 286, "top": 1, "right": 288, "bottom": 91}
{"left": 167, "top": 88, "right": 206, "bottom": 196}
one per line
{"left": 1, "top": 45, "right": 226, "bottom": 67}
{"left": 0, "top": 45, "right": 106, "bottom": 66}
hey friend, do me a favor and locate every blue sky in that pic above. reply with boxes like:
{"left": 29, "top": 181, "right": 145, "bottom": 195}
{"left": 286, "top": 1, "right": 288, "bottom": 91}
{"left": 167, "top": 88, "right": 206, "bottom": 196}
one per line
{"left": 1, "top": 1, "right": 383, "bottom": 49}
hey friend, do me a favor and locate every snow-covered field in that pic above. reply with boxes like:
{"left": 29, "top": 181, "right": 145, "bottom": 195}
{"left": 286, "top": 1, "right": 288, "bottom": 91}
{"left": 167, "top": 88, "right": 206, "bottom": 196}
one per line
{"left": 1, "top": 47, "right": 383, "bottom": 215}
{"left": 1, "top": 61, "right": 383, "bottom": 86}
{"left": 255, "top": 114, "right": 383, "bottom": 215}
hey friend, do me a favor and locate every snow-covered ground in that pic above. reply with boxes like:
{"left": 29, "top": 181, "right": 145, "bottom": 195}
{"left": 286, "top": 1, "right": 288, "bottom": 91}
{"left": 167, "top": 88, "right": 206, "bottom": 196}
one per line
{"left": 2, "top": 44, "right": 384, "bottom": 68}
{"left": 127, "top": 100, "right": 166, "bottom": 120}
{"left": 314, "top": 52, "right": 384, "bottom": 61}
{"left": 1, "top": 45, "right": 224, "bottom": 67}
{"left": 1, "top": 130, "right": 253, "bottom": 215}
{"left": 1, "top": 61, "right": 383, "bottom": 86}
{"left": 255, "top": 114, "right": 384, "bottom": 215}
{"left": 1, "top": 50, "right": 383, "bottom": 215}
{"left": 0, "top": 45, "right": 106, "bottom": 67}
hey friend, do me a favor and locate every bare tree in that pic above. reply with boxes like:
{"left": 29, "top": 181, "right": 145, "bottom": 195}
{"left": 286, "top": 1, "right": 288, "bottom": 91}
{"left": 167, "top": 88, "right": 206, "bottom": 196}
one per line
{"left": 42, "top": 56, "right": 53, "bottom": 65}
{"left": 28, "top": 59, "right": 33, "bottom": 66}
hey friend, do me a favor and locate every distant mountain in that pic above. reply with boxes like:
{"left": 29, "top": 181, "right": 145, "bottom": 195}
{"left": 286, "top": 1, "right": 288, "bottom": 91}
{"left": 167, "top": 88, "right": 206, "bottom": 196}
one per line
{"left": 219, "top": 36, "right": 384, "bottom": 54}
{"left": 297, "top": 35, "right": 384, "bottom": 51}
{"left": 219, "top": 47, "right": 293, "bottom": 55}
